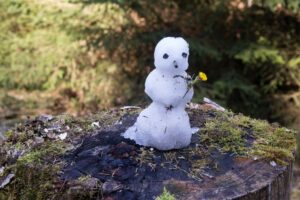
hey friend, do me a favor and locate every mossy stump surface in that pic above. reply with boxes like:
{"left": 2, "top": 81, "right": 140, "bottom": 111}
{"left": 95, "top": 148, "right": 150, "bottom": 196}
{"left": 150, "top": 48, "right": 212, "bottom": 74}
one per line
{"left": 0, "top": 105, "right": 296, "bottom": 200}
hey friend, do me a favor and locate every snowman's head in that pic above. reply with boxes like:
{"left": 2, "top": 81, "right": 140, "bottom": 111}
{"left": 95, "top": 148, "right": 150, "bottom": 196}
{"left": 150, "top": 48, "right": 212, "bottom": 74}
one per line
{"left": 154, "top": 37, "right": 189, "bottom": 74}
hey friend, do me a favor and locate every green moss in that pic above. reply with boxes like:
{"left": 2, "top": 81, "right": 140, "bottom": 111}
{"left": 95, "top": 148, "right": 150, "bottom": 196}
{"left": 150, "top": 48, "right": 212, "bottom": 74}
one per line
{"left": 251, "top": 119, "right": 272, "bottom": 136}
{"left": 202, "top": 110, "right": 296, "bottom": 165}
{"left": 54, "top": 109, "right": 141, "bottom": 134}
{"left": 0, "top": 139, "right": 68, "bottom": 199}
{"left": 10, "top": 161, "right": 64, "bottom": 200}
{"left": 251, "top": 127, "right": 296, "bottom": 165}
{"left": 15, "top": 142, "right": 24, "bottom": 150}
{"left": 4, "top": 130, "right": 14, "bottom": 139}
{"left": 18, "top": 141, "right": 66, "bottom": 165}
{"left": 0, "top": 141, "right": 66, "bottom": 199}
{"left": 229, "top": 113, "right": 252, "bottom": 127}
{"left": 201, "top": 118, "right": 247, "bottom": 154}
{"left": 156, "top": 187, "right": 176, "bottom": 200}
{"left": 17, "top": 132, "right": 28, "bottom": 143}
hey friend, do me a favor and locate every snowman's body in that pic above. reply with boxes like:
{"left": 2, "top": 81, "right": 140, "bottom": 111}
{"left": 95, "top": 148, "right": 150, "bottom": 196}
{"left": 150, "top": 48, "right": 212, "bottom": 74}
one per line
{"left": 123, "top": 37, "right": 194, "bottom": 150}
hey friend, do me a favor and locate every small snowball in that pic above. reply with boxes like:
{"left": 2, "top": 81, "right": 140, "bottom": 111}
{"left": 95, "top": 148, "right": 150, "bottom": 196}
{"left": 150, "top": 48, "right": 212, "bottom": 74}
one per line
{"left": 58, "top": 132, "right": 68, "bottom": 140}
{"left": 270, "top": 161, "right": 277, "bottom": 167}
{"left": 91, "top": 122, "right": 100, "bottom": 128}
{"left": 191, "top": 127, "right": 200, "bottom": 134}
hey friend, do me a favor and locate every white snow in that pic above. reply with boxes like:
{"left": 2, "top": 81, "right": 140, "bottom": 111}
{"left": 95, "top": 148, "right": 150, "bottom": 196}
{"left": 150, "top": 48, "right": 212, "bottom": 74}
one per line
{"left": 191, "top": 127, "right": 200, "bottom": 134}
{"left": 0, "top": 166, "right": 4, "bottom": 176}
{"left": 122, "top": 37, "right": 195, "bottom": 150}
{"left": 270, "top": 161, "right": 277, "bottom": 167}
{"left": 58, "top": 132, "right": 68, "bottom": 140}
{"left": 91, "top": 121, "right": 100, "bottom": 128}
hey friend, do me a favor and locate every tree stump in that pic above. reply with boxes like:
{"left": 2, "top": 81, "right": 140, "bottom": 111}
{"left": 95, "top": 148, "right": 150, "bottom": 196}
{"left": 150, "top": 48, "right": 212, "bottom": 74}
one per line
{"left": 0, "top": 105, "right": 296, "bottom": 200}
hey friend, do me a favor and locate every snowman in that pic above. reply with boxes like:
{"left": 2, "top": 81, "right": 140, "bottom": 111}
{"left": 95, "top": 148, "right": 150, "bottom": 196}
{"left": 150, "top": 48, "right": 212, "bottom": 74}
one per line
{"left": 122, "top": 37, "right": 194, "bottom": 150}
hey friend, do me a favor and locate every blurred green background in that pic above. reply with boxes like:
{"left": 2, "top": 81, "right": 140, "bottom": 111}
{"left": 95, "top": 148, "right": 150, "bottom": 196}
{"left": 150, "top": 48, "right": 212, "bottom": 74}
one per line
{"left": 0, "top": 0, "right": 299, "bottom": 196}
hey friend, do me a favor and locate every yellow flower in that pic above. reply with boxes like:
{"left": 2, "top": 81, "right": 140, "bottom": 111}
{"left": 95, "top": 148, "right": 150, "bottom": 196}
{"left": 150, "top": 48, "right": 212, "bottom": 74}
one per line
{"left": 199, "top": 72, "right": 207, "bottom": 81}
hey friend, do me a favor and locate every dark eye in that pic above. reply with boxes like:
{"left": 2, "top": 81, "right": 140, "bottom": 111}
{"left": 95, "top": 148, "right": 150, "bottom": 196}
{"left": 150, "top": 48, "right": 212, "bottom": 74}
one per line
{"left": 163, "top": 53, "right": 169, "bottom": 59}
{"left": 182, "top": 52, "right": 188, "bottom": 58}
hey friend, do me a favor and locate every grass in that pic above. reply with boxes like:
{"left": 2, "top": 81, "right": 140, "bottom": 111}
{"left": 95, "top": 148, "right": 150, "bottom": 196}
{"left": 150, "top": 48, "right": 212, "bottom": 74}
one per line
{"left": 156, "top": 187, "right": 176, "bottom": 200}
